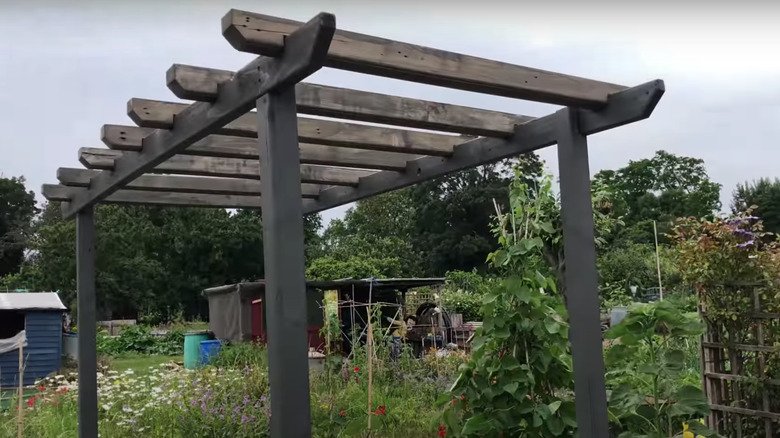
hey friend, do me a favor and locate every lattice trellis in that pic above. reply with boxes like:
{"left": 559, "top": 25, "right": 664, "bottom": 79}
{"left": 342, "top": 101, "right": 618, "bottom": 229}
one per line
{"left": 700, "top": 283, "right": 780, "bottom": 437}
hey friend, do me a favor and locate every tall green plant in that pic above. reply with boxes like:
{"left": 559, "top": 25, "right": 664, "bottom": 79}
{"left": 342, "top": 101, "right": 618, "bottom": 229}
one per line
{"left": 438, "top": 173, "right": 576, "bottom": 437}
{"left": 604, "top": 300, "right": 718, "bottom": 437}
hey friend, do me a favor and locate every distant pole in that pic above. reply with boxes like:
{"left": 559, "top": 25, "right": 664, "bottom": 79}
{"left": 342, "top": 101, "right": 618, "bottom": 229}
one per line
{"left": 653, "top": 220, "right": 664, "bottom": 300}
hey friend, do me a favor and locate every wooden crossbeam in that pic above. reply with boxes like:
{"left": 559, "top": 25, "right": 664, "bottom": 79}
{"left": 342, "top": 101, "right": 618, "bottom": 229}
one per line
{"left": 60, "top": 12, "right": 336, "bottom": 219}
{"left": 127, "top": 99, "right": 462, "bottom": 156}
{"left": 44, "top": 184, "right": 314, "bottom": 209}
{"left": 101, "top": 125, "right": 418, "bottom": 171}
{"left": 167, "top": 64, "right": 533, "bottom": 137}
{"left": 78, "top": 148, "right": 373, "bottom": 186}
{"left": 222, "top": 10, "right": 627, "bottom": 108}
{"left": 56, "top": 168, "right": 324, "bottom": 198}
{"left": 305, "top": 80, "right": 665, "bottom": 214}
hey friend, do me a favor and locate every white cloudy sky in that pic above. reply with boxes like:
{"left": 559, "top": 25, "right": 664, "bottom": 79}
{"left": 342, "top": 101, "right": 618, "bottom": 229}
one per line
{"left": 1, "top": 0, "right": 779, "bottom": 224}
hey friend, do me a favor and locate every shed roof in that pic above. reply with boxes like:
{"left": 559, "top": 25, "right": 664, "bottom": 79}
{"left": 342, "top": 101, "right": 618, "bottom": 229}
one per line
{"left": 203, "top": 277, "right": 445, "bottom": 297}
{"left": 0, "top": 292, "right": 67, "bottom": 311}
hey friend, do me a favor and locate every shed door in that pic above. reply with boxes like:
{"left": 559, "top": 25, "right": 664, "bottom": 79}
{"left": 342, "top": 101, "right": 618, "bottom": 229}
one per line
{"left": 251, "top": 299, "right": 265, "bottom": 343}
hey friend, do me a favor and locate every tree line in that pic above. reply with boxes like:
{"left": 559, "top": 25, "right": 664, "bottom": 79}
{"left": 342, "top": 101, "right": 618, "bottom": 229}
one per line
{"left": 1, "top": 150, "right": 775, "bottom": 321}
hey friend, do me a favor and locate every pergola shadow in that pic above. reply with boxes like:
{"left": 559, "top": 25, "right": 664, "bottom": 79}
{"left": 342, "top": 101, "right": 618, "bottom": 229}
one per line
{"left": 42, "top": 9, "right": 665, "bottom": 438}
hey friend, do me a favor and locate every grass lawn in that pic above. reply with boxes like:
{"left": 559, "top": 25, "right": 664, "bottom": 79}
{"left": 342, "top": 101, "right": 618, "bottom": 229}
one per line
{"left": 111, "top": 354, "right": 182, "bottom": 373}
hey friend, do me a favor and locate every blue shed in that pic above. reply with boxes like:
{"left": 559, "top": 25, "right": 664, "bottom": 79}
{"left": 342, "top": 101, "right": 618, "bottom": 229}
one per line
{"left": 0, "top": 292, "right": 66, "bottom": 387}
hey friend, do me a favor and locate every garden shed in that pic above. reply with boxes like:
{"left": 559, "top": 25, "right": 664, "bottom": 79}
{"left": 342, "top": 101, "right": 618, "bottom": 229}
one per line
{"left": 41, "top": 8, "right": 665, "bottom": 437}
{"left": 0, "top": 292, "right": 67, "bottom": 387}
{"left": 203, "top": 277, "right": 445, "bottom": 351}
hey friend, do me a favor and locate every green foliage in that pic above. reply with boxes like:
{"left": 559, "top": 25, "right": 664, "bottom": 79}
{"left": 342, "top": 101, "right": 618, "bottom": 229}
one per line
{"left": 409, "top": 156, "right": 543, "bottom": 275}
{"left": 306, "top": 255, "right": 402, "bottom": 280}
{"left": 595, "top": 150, "right": 722, "bottom": 246}
{"left": 441, "top": 170, "right": 576, "bottom": 437}
{"left": 97, "top": 325, "right": 184, "bottom": 356}
{"left": 439, "top": 270, "right": 494, "bottom": 321}
{"left": 604, "top": 300, "right": 717, "bottom": 437}
{"left": 0, "top": 175, "right": 38, "bottom": 278}
{"left": 731, "top": 177, "right": 780, "bottom": 237}
{"left": 597, "top": 243, "right": 682, "bottom": 305}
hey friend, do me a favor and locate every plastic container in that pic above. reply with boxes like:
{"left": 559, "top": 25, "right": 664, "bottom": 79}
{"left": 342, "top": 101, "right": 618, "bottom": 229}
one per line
{"left": 63, "top": 332, "right": 78, "bottom": 361}
{"left": 199, "top": 339, "right": 224, "bottom": 366}
{"left": 183, "top": 331, "right": 211, "bottom": 369}
{"left": 610, "top": 306, "right": 629, "bottom": 327}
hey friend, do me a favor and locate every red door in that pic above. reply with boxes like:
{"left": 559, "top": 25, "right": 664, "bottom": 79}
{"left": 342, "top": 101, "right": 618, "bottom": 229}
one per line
{"left": 251, "top": 299, "right": 265, "bottom": 343}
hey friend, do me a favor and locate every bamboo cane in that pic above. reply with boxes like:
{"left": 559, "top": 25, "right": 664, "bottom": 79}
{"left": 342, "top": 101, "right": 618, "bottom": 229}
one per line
{"left": 366, "top": 303, "right": 374, "bottom": 430}
{"left": 17, "top": 337, "right": 24, "bottom": 438}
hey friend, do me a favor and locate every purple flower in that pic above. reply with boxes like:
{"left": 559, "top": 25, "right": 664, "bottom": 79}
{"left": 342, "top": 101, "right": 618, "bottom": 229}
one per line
{"left": 209, "top": 408, "right": 218, "bottom": 414}
{"left": 234, "top": 406, "right": 242, "bottom": 414}
{"left": 176, "top": 400, "right": 183, "bottom": 407}
{"left": 243, "top": 396, "right": 250, "bottom": 405}
{"left": 260, "top": 395, "right": 267, "bottom": 403}
{"left": 737, "top": 240, "right": 755, "bottom": 248}
{"left": 190, "top": 399, "right": 198, "bottom": 406}
{"left": 241, "top": 415, "right": 250, "bottom": 423}
{"left": 733, "top": 228, "right": 755, "bottom": 237}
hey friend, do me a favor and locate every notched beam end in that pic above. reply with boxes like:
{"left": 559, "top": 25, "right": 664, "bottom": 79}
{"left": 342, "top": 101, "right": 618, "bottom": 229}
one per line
{"left": 271, "top": 12, "right": 336, "bottom": 89}
{"left": 167, "top": 64, "right": 233, "bottom": 101}
{"left": 579, "top": 79, "right": 666, "bottom": 136}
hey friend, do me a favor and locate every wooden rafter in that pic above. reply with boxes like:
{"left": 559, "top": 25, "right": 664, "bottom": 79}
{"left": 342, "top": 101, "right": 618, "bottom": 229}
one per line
{"left": 44, "top": 184, "right": 314, "bottom": 209}
{"left": 101, "top": 125, "right": 418, "bottom": 171}
{"left": 56, "top": 168, "right": 324, "bottom": 198}
{"left": 127, "top": 98, "right": 464, "bottom": 156}
{"left": 60, "top": 12, "right": 337, "bottom": 219}
{"left": 306, "top": 80, "right": 665, "bottom": 214}
{"left": 78, "top": 148, "right": 373, "bottom": 186}
{"left": 167, "top": 64, "right": 534, "bottom": 137}
{"left": 222, "top": 10, "right": 627, "bottom": 107}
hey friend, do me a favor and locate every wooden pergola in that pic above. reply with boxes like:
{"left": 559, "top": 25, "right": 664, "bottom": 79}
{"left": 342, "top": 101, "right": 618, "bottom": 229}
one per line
{"left": 42, "top": 9, "right": 664, "bottom": 438}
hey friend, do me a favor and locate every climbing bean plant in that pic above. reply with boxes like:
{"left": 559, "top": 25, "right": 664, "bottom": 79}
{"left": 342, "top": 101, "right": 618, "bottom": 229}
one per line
{"left": 438, "top": 173, "right": 577, "bottom": 437}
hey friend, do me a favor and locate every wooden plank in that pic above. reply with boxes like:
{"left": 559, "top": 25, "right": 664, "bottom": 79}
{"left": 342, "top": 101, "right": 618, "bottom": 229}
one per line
{"left": 78, "top": 148, "right": 373, "bottom": 186}
{"left": 222, "top": 10, "right": 627, "bottom": 107}
{"left": 56, "top": 168, "right": 323, "bottom": 198}
{"left": 704, "top": 372, "right": 780, "bottom": 386}
{"left": 167, "top": 64, "right": 533, "bottom": 137}
{"left": 45, "top": 184, "right": 314, "bottom": 210}
{"left": 709, "top": 404, "right": 780, "bottom": 420}
{"left": 102, "top": 124, "right": 418, "bottom": 171}
{"left": 702, "top": 341, "right": 780, "bottom": 353}
{"left": 306, "top": 80, "right": 664, "bottom": 214}
{"left": 61, "top": 12, "right": 336, "bottom": 219}
{"left": 127, "top": 99, "right": 462, "bottom": 156}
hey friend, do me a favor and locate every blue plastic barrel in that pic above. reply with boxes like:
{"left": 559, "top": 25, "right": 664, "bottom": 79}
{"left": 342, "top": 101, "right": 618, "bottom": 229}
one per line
{"left": 199, "top": 339, "right": 224, "bottom": 366}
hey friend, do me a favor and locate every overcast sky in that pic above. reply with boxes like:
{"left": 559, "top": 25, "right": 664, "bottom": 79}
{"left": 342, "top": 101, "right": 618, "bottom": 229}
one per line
{"left": 2, "top": 0, "right": 779, "bottom": 224}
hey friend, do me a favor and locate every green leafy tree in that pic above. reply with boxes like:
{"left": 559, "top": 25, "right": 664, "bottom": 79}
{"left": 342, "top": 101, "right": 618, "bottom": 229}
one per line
{"left": 594, "top": 150, "right": 722, "bottom": 245}
{"left": 731, "top": 177, "right": 780, "bottom": 236}
{"left": 409, "top": 156, "right": 543, "bottom": 275}
{"left": 0, "top": 176, "right": 38, "bottom": 278}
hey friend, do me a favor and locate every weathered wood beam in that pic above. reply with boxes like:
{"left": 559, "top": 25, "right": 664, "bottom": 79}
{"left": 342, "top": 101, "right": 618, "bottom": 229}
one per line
{"left": 102, "top": 124, "right": 418, "bottom": 171}
{"left": 78, "top": 148, "right": 373, "bottom": 186}
{"left": 45, "top": 184, "right": 314, "bottom": 210}
{"left": 56, "top": 168, "right": 323, "bottom": 198}
{"left": 305, "top": 80, "right": 665, "bottom": 214}
{"left": 223, "top": 10, "right": 627, "bottom": 108}
{"left": 60, "top": 12, "right": 336, "bottom": 219}
{"left": 167, "top": 64, "right": 533, "bottom": 137}
{"left": 127, "top": 99, "right": 462, "bottom": 156}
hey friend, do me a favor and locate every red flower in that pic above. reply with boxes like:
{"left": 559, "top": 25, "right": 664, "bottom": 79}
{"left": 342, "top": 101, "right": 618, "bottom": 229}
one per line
{"left": 38, "top": 386, "right": 45, "bottom": 391}
{"left": 460, "top": 395, "right": 466, "bottom": 400}
{"left": 373, "top": 404, "right": 386, "bottom": 415}
{"left": 438, "top": 424, "right": 447, "bottom": 437}
{"left": 452, "top": 399, "right": 457, "bottom": 405}
{"left": 26, "top": 397, "right": 35, "bottom": 407}
{"left": 339, "top": 410, "right": 346, "bottom": 417}
{"left": 353, "top": 366, "right": 360, "bottom": 372}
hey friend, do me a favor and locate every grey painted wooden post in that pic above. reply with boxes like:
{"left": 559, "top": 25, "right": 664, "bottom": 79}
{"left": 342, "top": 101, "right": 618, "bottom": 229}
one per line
{"left": 257, "top": 86, "right": 312, "bottom": 437}
{"left": 556, "top": 107, "right": 609, "bottom": 437}
{"left": 76, "top": 206, "right": 98, "bottom": 438}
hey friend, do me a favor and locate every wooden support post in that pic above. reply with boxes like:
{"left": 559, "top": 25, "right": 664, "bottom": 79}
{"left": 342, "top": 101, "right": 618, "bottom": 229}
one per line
{"left": 17, "top": 338, "right": 23, "bottom": 438}
{"left": 257, "top": 87, "right": 312, "bottom": 437}
{"left": 555, "top": 107, "right": 609, "bottom": 438}
{"left": 77, "top": 206, "right": 98, "bottom": 438}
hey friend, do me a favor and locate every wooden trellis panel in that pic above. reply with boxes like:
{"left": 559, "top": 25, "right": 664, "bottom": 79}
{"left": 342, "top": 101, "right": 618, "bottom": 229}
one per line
{"left": 700, "top": 284, "right": 780, "bottom": 438}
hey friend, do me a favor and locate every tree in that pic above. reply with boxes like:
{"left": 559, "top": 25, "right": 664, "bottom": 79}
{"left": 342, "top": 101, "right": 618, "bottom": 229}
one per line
{"left": 317, "top": 189, "right": 418, "bottom": 278}
{"left": 0, "top": 176, "right": 38, "bottom": 278}
{"left": 594, "top": 150, "right": 721, "bottom": 245}
{"left": 409, "top": 155, "right": 543, "bottom": 275}
{"left": 731, "top": 177, "right": 780, "bottom": 236}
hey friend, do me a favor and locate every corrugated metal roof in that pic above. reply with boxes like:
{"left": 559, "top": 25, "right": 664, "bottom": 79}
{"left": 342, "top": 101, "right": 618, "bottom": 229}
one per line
{"left": 0, "top": 292, "right": 67, "bottom": 311}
